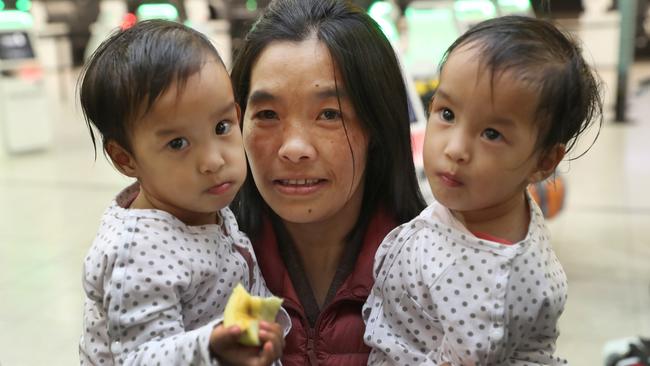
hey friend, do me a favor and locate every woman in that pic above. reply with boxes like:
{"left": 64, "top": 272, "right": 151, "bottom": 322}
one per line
{"left": 230, "top": 0, "right": 426, "bottom": 364}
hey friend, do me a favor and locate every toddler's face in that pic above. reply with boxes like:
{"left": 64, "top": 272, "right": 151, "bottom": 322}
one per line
{"left": 126, "top": 59, "right": 246, "bottom": 225}
{"left": 423, "top": 45, "right": 548, "bottom": 219}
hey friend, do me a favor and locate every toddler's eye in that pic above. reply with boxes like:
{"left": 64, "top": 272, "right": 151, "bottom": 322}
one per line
{"left": 482, "top": 128, "right": 502, "bottom": 141}
{"left": 318, "top": 109, "right": 341, "bottom": 120}
{"left": 215, "top": 121, "right": 232, "bottom": 135}
{"left": 168, "top": 138, "right": 189, "bottom": 150}
{"left": 440, "top": 108, "right": 454, "bottom": 122}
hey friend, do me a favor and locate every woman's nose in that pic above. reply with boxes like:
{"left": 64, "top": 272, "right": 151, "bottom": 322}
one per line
{"left": 278, "top": 123, "right": 316, "bottom": 163}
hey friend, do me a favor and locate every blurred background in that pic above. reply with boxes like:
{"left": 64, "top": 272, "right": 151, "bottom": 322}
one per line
{"left": 0, "top": 0, "right": 648, "bottom": 365}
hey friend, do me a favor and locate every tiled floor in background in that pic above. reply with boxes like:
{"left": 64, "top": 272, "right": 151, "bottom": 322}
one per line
{"left": 0, "top": 61, "right": 649, "bottom": 365}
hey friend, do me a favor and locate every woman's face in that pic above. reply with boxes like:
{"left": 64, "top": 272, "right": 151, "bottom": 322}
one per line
{"left": 242, "top": 38, "right": 369, "bottom": 225}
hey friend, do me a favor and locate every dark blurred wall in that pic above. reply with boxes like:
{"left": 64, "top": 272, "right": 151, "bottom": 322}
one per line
{"left": 530, "top": 0, "right": 584, "bottom": 18}
{"left": 44, "top": 0, "right": 99, "bottom": 66}
{"left": 223, "top": 0, "right": 271, "bottom": 55}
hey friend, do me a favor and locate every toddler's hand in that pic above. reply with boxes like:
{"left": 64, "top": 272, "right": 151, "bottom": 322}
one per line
{"left": 209, "top": 322, "right": 284, "bottom": 366}
{"left": 258, "top": 320, "right": 284, "bottom": 361}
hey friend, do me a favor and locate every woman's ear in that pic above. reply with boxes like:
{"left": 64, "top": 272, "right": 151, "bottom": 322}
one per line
{"left": 106, "top": 141, "right": 138, "bottom": 178}
{"left": 529, "top": 144, "right": 566, "bottom": 183}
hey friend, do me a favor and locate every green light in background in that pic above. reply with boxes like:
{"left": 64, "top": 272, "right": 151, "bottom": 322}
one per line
{"left": 368, "top": 1, "right": 398, "bottom": 43}
{"left": 245, "top": 0, "right": 257, "bottom": 12}
{"left": 0, "top": 9, "right": 33, "bottom": 29}
{"left": 16, "top": 0, "right": 32, "bottom": 12}
{"left": 497, "top": 0, "right": 531, "bottom": 14}
{"left": 0, "top": 1, "right": 5, "bottom": 11}
{"left": 369, "top": 0, "right": 393, "bottom": 16}
{"left": 454, "top": 0, "right": 497, "bottom": 20}
{"left": 136, "top": 3, "right": 179, "bottom": 21}
{"left": 403, "top": 6, "right": 459, "bottom": 77}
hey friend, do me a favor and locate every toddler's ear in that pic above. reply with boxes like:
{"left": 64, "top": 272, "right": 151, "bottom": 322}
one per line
{"left": 235, "top": 103, "right": 242, "bottom": 123}
{"left": 106, "top": 141, "right": 138, "bottom": 178}
{"left": 529, "top": 144, "right": 565, "bottom": 183}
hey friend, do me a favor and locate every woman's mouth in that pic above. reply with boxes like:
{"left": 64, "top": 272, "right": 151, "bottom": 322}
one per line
{"left": 276, "top": 179, "right": 322, "bottom": 186}
{"left": 273, "top": 178, "right": 325, "bottom": 195}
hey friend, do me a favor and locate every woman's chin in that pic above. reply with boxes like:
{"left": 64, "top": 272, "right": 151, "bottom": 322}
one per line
{"left": 272, "top": 205, "right": 325, "bottom": 224}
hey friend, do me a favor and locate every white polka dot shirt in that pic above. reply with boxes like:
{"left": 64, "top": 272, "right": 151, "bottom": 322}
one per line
{"left": 79, "top": 184, "right": 284, "bottom": 365}
{"left": 363, "top": 198, "right": 568, "bottom": 365}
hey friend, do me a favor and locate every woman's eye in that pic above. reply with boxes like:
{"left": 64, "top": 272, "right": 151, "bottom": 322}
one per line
{"left": 255, "top": 110, "right": 278, "bottom": 120}
{"left": 215, "top": 121, "right": 232, "bottom": 135}
{"left": 439, "top": 108, "right": 454, "bottom": 122}
{"left": 318, "top": 109, "right": 341, "bottom": 120}
{"left": 168, "top": 138, "right": 189, "bottom": 150}
{"left": 482, "top": 128, "right": 502, "bottom": 141}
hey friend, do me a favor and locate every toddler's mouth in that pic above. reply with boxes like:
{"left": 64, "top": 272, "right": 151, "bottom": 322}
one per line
{"left": 438, "top": 173, "right": 463, "bottom": 187}
{"left": 207, "top": 182, "right": 232, "bottom": 195}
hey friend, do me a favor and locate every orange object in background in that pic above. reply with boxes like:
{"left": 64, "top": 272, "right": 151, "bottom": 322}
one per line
{"left": 17, "top": 60, "right": 43, "bottom": 81}
{"left": 528, "top": 175, "right": 566, "bottom": 219}
{"left": 120, "top": 13, "right": 137, "bottom": 30}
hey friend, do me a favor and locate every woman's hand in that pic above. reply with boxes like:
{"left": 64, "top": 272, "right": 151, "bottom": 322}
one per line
{"left": 209, "top": 321, "right": 284, "bottom": 366}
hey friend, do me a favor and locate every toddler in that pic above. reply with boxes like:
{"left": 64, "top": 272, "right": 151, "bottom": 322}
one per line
{"left": 78, "top": 20, "right": 287, "bottom": 365}
{"left": 363, "top": 15, "right": 602, "bottom": 365}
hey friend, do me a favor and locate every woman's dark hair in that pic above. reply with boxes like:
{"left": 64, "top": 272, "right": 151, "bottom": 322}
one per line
{"left": 230, "top": 0, "right": 425, "bottom": 240}
{"left": 79, "top": 19, "right": 224, "bottom": 156}
{"left": 438, "top": 15, "right": 602, "bottom": 158}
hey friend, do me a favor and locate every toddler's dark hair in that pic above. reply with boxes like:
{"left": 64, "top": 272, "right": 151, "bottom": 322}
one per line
{"left": 439, "top": 15, "right": 602, "bottom": 158}
{"left": 79, "top": 19, "right": 224, "bottom": 156}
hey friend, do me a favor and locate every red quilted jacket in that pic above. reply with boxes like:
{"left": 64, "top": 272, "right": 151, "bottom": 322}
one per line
{"left": 252, "top": 209, "right": 397, "bottom": 366}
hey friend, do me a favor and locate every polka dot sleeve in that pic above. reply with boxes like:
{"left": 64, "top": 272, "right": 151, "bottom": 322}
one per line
{"left": 80, "top": 195, "right": 255, "bottom": 365}
{"left": 81, "top": 210, "right": 222, "bottom": 365}
{"left": 363, "top": 201, "right": 567, "bottom": 365}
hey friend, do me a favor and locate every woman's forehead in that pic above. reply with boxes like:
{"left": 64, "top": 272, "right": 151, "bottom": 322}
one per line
{"left": 248, "top": 38, "right": 348, "bottom": 99}
{"left": 252, "top": 39, "right": 339, "bottom": 78}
